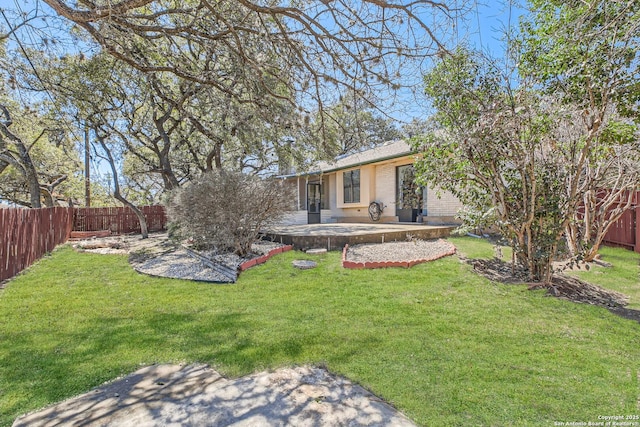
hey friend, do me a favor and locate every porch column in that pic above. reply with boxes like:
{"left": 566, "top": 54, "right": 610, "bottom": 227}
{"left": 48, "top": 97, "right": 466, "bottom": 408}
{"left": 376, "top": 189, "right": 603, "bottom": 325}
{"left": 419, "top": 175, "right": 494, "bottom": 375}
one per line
{"left": 297, "top": 176, "right": 300, "bottom": 211}
{"left": 305, "top": 177, "right": 309, "bottom": 210}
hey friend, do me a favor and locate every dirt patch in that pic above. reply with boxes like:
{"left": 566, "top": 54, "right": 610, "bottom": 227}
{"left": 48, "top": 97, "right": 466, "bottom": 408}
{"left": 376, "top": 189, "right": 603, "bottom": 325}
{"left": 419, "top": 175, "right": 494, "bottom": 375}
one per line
{"left": 13, "top": 364, "right": 416, "bottom": 427}
{"left": 72, "top": 232, "right": 172, "bottom": 255}
{"left": 468, "top": 258, "right": 640, "bottom": 323}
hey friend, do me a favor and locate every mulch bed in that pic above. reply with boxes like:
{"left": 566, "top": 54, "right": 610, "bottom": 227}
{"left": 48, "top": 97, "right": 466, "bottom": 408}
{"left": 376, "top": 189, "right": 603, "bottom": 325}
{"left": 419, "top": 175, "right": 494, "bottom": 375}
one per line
{"left": 467, "top": 258, "right": 640, "bottom": 324}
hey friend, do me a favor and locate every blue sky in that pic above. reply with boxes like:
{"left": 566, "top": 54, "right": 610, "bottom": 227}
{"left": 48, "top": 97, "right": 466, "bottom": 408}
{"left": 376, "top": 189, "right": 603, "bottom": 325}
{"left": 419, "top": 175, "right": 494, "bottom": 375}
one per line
{"left": 395, "top": 0, "right": 527, "bottom": 120}
{"left": 469, "top": 0, "right": 526, "bottom": 54}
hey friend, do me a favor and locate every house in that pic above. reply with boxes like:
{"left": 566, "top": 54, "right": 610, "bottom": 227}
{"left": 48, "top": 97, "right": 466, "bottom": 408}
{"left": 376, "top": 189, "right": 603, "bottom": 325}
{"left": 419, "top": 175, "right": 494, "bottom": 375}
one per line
{"left": 278, "top": 140, "right": 463, "bottom": 225}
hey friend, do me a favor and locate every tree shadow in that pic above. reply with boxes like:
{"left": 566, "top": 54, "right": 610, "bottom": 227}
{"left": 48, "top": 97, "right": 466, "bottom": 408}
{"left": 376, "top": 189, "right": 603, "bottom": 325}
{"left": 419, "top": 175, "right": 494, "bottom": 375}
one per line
{"left": 13, "top": 364, "right": 415, "bottom": 426}
{"left": 3, "top": 309, "right": 386, "bottom": 425}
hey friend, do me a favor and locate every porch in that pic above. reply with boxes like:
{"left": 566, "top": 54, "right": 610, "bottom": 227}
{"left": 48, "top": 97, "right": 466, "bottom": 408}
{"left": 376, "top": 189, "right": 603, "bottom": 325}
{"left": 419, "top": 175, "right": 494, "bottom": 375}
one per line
{"left": 263, "top": 222, "right": 456, "bottom": 251}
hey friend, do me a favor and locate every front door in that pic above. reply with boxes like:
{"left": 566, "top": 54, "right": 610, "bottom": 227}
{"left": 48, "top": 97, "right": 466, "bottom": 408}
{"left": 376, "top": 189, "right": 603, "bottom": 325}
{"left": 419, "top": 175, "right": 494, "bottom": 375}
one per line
{"left": 307, "top": 183, "right": 321, "bottom": 224}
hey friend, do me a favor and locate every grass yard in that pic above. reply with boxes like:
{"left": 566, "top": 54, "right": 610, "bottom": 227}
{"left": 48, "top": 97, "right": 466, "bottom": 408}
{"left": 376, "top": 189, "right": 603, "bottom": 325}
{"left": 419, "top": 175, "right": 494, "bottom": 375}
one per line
{"left": 1, "top": 237, "right": 639, "bottom": 426}
{"left": 566, "top": 246, "right": 640, "bottom": 310}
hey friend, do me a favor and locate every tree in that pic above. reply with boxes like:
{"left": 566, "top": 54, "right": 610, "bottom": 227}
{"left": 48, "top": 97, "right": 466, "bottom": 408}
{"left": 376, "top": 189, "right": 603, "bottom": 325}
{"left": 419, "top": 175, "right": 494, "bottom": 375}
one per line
{"left": 48, "top": 49, "right": 302, "bottom": 192}
{"left": 302, "top": 93, "right": 402, "bottom": 158}
{"left": 0, "top": 105, "right": 44, "bottom": 208}
{"left": 42, "top": 0, "right": 457, "bottom": 137}
{"left": 413, "top": 49, "right": 566, "bottom": 282}
{"left": 165, "top": 170, "right": 294, "bottom": 256}
{"left": 401, "top": 118, "right": 432, "bottom": 139}
{"left": 519, "top": 0, "right": 640, "bottom": 261}
{"left": 94, "top": 126, "right": 149, "bottom": 238}
{"left": 3, "top": 1, "right": 462, "bottom": 208}
{"left": 0, "top": 23, "right": 98, "bottom": 208}
{"left": 415, "top": 0, "right": 640, "bottom": 281}
{"left": 0, "top": 100, "right": 85, "bottom": 208}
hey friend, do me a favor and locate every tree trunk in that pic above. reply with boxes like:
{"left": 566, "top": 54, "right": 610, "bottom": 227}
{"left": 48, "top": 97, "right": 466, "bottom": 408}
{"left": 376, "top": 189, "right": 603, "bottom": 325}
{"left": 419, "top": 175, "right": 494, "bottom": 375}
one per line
{"left": 40, "top": 188, "right": 55, "bottom": 207}
{"left": 153, "top": 112, "right": 181, "bottom": 191}
{"left": 97, "top": 135, "right": 149, "bottom": 238}
{"left": 0, "top": 106, "right": 42, "bottom": 208}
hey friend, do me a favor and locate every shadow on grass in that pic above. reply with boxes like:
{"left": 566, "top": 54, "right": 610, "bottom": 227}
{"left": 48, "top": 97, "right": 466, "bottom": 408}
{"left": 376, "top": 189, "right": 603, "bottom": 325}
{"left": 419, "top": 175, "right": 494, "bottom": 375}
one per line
{"left": 1, "top": 308, "right": 382, "bottom": 425}
{"left": 12, "top": 364, "right": 413, "bottom": 427}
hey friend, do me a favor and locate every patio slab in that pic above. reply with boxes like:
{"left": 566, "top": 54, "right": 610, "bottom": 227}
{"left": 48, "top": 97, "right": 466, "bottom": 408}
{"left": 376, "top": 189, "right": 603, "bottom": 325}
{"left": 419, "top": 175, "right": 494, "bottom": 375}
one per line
{"left": 264, "top": 223, "right": 455, "bottom": 251}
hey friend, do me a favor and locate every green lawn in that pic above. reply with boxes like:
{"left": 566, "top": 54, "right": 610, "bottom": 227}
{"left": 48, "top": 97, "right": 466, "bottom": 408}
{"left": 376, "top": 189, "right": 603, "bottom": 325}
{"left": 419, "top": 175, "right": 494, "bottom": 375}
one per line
{"left": 1, "top": 238, "right": 639, "bottom": 426}
{"left": 566, "top": 246, "right": 640, "bottom": 310}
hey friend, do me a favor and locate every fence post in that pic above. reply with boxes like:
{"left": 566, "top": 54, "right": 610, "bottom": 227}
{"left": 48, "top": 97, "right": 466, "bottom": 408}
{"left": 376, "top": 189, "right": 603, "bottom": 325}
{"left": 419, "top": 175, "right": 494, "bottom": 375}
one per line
{"left": 635, "top": 198, "right": 640, "bottom": 254}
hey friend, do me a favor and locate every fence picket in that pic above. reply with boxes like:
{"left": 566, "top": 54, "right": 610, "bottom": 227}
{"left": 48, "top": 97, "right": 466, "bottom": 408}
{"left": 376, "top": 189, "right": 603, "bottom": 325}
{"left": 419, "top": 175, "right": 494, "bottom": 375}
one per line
{"left": 72, "top": 205, "right": 167, "bottom": 234}
{"left": 0, "top": 207, "right": 73, "bottom": 282}
{"left": 602, "top": 191, "right": 639, "bottom": 252}
{"left": 1, "top": 205, "right": 167, "bottom": 283}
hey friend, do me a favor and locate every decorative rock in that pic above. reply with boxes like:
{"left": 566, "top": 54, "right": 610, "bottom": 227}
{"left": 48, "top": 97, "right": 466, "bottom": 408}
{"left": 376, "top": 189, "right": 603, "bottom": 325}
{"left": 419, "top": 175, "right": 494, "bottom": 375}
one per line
{"left": 342, "top": 239, "right": 457, "bottom": 270}
{"left": 292, "top": 260, "right": 318, "bottom": 270}
{"left": 306, "top": 248, "right": 327, "bottom": 255}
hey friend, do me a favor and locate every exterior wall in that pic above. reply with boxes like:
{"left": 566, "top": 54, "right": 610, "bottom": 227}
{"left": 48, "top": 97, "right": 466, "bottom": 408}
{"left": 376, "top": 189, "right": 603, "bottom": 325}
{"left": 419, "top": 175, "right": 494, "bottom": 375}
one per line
{"left": 425, "top": 186, "right": 463, "bottom": 217}
{"left": 374, "top": 157, "right": 413, "bottom": 218}
{"left": 332, "top": 164, "right": 375, "bottom": 219}
{"left": 328, "top": 173, "right": 338, "bottom": 215}
{"left": 287, "top": 154, "right": 463, "bottom": 224}
{"left": 276, "top": 209, "right": 335, "bottom": 225}
{"left": 320, "top": 175, "right": 330, "bottom": 209}
{"left": 335, "top": 164, "right": 375, "bottom": 209}
{"left": 278, "top": 210, "right": 307, "bottom": 225}
{"left": 298, "top": 178, "right": 306, "bottom": 210}
{"left": 375, "top": 162, "right": 395, "bottom": 213}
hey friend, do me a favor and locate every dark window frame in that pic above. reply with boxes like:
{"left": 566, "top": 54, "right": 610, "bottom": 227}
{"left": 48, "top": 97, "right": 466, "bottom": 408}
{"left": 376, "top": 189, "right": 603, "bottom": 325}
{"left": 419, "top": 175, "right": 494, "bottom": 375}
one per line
{"left": 343, "top": 169, "right": 361, "bottom": 204}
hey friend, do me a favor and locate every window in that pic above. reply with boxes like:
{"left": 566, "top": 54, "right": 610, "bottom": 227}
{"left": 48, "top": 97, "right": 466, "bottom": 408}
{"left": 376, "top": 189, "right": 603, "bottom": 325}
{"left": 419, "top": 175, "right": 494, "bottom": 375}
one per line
{"left": 343, "top": 169, "right": 360, "bottom": 203}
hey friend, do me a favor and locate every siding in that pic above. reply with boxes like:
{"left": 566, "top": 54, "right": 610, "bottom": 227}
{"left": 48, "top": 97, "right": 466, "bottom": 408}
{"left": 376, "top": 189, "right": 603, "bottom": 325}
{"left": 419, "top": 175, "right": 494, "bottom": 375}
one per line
{"left": 425, "top": 187, "right": 463, "bottom": 217}
{"left": 276, "top": 209, "right": 334, "bottom": 225}
{"left": 375, "top": 162, "right": 396, "bottom": 212}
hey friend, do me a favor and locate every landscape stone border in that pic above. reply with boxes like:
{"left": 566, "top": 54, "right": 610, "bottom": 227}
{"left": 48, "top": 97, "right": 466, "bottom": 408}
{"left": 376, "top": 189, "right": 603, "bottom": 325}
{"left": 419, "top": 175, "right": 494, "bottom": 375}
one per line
{"left": 69, "top": 230, "right": 112, "bottom": 239}
{"left": 238, "top": 244, "right": 294, "bottom": 272}
{"left": 342, "top": 239, "right": 457, "bottom": 269}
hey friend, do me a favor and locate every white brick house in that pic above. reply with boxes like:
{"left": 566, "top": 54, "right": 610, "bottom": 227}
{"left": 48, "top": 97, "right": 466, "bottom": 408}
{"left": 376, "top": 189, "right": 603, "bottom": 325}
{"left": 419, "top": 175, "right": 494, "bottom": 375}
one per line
{"left": 279, "top": 140, "right": 463, "bottom": 225}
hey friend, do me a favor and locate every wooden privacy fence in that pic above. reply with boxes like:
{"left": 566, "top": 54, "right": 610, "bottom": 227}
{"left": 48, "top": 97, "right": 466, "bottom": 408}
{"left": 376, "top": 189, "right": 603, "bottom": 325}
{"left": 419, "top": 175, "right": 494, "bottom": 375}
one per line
{"left": 0, "top": 207, "right": 73, "bottom": 282}
{"left": 602, "top": 191, "right": 640, "bottom": 253}
{"left": 1, "top": 205, "right": 167, "bottom": 283}
{"left": 72, "top": 205, "right": 167, "bottom": 234}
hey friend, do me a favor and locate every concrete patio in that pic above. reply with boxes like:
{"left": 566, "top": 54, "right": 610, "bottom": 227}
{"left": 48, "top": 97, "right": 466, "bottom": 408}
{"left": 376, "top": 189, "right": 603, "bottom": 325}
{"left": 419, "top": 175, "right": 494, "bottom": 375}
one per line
{"left": 264, "top": 223, "right": 456, "bottom": 251}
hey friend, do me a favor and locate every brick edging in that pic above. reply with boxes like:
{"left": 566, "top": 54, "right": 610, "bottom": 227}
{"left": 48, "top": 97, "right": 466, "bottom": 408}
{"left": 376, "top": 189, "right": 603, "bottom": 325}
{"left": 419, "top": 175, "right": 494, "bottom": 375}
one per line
{"left": 342, "top": 239, "right": 457, "bottom": 269}
{"left": 69, "top": 230, "right": 112, "bottom": 239}
{"left": 238, "top": 244, "right": 294, "bottom": 272}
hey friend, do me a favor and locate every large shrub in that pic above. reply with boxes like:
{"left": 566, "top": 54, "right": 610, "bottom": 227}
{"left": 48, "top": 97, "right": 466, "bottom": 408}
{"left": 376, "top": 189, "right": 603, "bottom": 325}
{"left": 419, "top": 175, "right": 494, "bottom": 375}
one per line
{"left": 165, "top": 171, "right": 294, "bottom": 256}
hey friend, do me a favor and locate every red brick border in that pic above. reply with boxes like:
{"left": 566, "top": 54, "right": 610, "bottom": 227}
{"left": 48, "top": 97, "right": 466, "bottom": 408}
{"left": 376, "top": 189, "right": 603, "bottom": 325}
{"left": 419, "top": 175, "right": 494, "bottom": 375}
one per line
{"left": 69, "top": 230, "right": 112, "bottom": 239}
{"left": 342, "top": 239, "right": 456, "bottom": 269}
{"left": 238, "top": 244, "right": 294, "bottom": 272}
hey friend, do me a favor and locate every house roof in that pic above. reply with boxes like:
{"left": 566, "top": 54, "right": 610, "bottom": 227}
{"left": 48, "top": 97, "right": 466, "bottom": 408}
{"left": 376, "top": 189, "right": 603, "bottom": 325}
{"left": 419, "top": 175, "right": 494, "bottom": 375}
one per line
{"left": 283, "top": 140, "right": 415, "bottom": 177}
